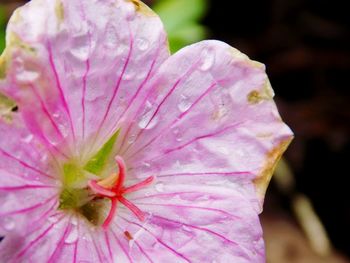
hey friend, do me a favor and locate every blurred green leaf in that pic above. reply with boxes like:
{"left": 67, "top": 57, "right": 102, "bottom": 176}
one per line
{"left": 0, "top": 6, "right": 6, "bottom": 53}
{"left": 153, "top": 0, "right": 208, "bottom": 53}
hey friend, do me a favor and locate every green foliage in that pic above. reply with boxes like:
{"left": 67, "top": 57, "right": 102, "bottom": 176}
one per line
{"left": 153, "top": 0, "right": 208, "bottom": 53}
{"left": 0, "top": 6, "right": 6, "bottom": 53}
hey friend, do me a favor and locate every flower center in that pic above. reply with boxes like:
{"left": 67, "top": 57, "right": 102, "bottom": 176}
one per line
{"left": 88, "top": 156, "right": 154, "bottom": 229}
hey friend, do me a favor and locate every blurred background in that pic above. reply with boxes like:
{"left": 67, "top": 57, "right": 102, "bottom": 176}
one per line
{"left": 1, "top": 0, "right": 349, "bottom": 262}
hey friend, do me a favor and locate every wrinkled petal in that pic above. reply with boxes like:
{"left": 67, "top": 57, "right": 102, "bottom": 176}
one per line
{"left": 121, "top": 40, "right": 293, "bottom": 211}
{"left": 117, "top": 184, "right": 265, "bottom": 263}
{"left": 0, "top": 0, "right": 169, "bottom": 158}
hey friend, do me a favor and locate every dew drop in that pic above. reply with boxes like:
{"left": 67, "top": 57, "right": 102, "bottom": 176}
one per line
{"left": 136, "top": 38, "right": 149, "bottom": 51}
{"left": 3, "top": 217, "right": 15, "bottom": 231}
{"left": 65, "top": 225, "right": 79, "bottom": 244}
{"left": 155, "top": 183, "right": 164, "bottom": 192}
{"left": 200, "top": 48, "right": 216, "bottom": 71}
{"left": 70, "top": 35, "right": 95, "bottom": 61}
{"left": 16, "top": 70, "right": 40, "bottom": 83}
{"left": 172, "top": 128, "right": 183, "bottom": 142}
{"left": 177, "top": 95, "right": 191, "bottom": 112}
{"left": 128, "top": 134, "right": 137, "bottom": 144}
{"left": 22, "top": 134, "right": 34, "bottom": 143}
{"left": 138, "top": 102, "right": 158, "bottom": 130}
{"left": 104, "top": 24, "right": 118, "bottom": 49}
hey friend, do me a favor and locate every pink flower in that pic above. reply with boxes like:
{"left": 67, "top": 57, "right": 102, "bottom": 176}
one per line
{"left": 0, "top": 0, "right": 293, "bottom": 262}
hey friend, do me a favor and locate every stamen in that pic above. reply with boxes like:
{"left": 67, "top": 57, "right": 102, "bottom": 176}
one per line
{"left": 88, "top": 180, "right": 116, "bottom": 198}
{"left": 118, "top": 196, "right": 146, "bottom": 221}
{"left": 121, "top": 176, "right": 154, "bottom": 194}
{"left": 87, "top": 155, "right": 153, "bottom": 229}
{"left": 102, "top": 198, "right": 118, "bottom": 229}
{"left": 113, "top": 156, "right": 126, "bottom": 192}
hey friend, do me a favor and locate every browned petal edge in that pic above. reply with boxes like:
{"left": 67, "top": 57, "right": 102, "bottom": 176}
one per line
{"left": 125, "top": 0, "right": 157, "bottom": 17}
{"left": 254, "top": 136, "right": 294, "bottom": 206}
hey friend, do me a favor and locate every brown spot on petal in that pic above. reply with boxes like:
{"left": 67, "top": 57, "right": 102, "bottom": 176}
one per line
{"left": 124, "top": 231, "right": 133, "bottom": 240}
{"left": 125, "top": 0, "right": 156, "bottom": 17}
{"left": 248, "top": 90, "right": 262, "bottom": 104}
{"left": 248, "top": 79, "right": 275, "bottom": 104}
{"left": 254, "top": 137, "right": 293, "bottom": 203}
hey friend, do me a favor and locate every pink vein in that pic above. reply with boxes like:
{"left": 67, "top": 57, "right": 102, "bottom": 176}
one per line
{"left": 47, "top": 42, "right": 76, "bottom": 142}
{"left": 0, "top": 184, "right": 56, "bottom": 191}
{"left": 82, "top": 59, "right": 90, "bottom": 140}
{"left": 157, "top": 171, "right": 252, "bottom": 178}
{"left": 135, "top": 240, "right": 154, "bottom": 263}
{"left": 162, "top": 122, "right": 243, "bottom": 155}
{"left": 110, "top": 228, "right": 133, "bottom": 262}
{"left": 0, "top": 196, "right": 56, "bottom": 217}
{"left": 120, "top": 58, "right": 202, "bottom": 155}
{"left": 0, "top": 148, "right": 54, "bottom": 179}
{"left": 125, "top": 81, "right": 218, "bottom": 159}
{"left": 134, "top": 202, "right": 240, "bottom": 220}
{"left": 154, "top": 215, "right": 239, "bottom": 247}
{"left": 89, "top": 28, "right": 134, "bottom": 156}
{"left": 90, "top": 230, "right": 105, "bottom": 263}
{"left": 121, "top": 217, "right": 191, "bottom": 263}
{"left": 104, "top": 232, "right": 114, "bottom": 261}
{"left": 29, "top": 84, "right": 65, "bottom": 141}
{"left": 15, "top": 215, "right": 65, "bottom": 259}
{"left": 102, "top": 38, "right": 163, "bottom": 145}
{"left": 47, "top": 220, "right": 72, "bottom": 262}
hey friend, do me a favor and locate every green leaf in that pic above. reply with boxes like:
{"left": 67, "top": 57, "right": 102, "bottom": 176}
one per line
{"left": 168, "top": 23, "right": 208, "bottom": 53}
{"left": 0, "top": 7, "right": 6, "bottom": 53}
{"left": 153, "top": 0, "right": 209, "bottom": 52}
{"left": 153, "top": 0, "right": 208, "bottom": 32}
{"left": 84, "top": 129, "right": 121, "bottom": 175}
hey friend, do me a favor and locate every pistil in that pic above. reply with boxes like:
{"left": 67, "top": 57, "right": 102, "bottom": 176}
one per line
{"left": 88, "top": 156, "right": 154, "bottom": 229}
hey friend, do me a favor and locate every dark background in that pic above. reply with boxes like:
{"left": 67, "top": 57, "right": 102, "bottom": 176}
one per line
{"left": 203, "top": 0, "right": 350, "bottom": 260}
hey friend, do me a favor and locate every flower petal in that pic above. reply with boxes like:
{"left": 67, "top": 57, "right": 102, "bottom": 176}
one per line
{"left": 0, "top": 0, "right": 170, "bottom": 158}
{"left": 121, "top": 40, "right": 293, "bottom": 211}
{"left": 118, "top": 184, "right": 265, "bottom": 262}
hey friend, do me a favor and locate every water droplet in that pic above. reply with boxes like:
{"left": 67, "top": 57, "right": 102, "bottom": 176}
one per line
{"left": 70, "top": 34, "right": 95, "bottom": 61}
{"left": 138, "top": 101, "right": 158, "bottom": 130}
{"left": 65, "top": 225, "right": 78, "bottom": 244}
{"left": 136, "top": 38, "right": 149, "bottom": 51}
{"left": 155, "top": 183, "right": 164, "bottom": 192}
{"left": 22, "top": 134, "right": 34, "bottom": 143}
{"left": 3, "top": 217, "right": 15, "bottom": 231}
{"left": 104, "top": 24, "right": 118, "bottom": 49}
{"left": 17, "top": 70, "right": 40, "bottom": 83}
{"left": 128, "top": 134, "right": 137, "bottom": 144}
{"left": 48, "top": 215, "right": 59, "bottom": 223}
{"left": 172, "top": 128, "right": 183, "bottom": 142}
{"left": 177, "top": 95, "right": 191, "bottom": 112}
{"left": 200, "top": 48, "right": 216, "bottom": 71}
{"left": 123, "top": 70, "right": 136, "bottom": 81}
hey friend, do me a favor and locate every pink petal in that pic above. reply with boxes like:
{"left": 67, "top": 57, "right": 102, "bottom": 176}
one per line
{"left": 0, "top": 116, "right": 56, "bottom": 183}
{"left": 118, "top": 184, "right": 265, "bottom": 262}
{"left": 122, "top": 40, "right": 293, "bottom": 211}
{"left": 0, "top": 0, "right": 170, "bottom": 157}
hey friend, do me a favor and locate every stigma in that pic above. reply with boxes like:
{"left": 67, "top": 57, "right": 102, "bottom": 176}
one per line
{"left": 88, "top": 156, "right": 154, "bottom": 229}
